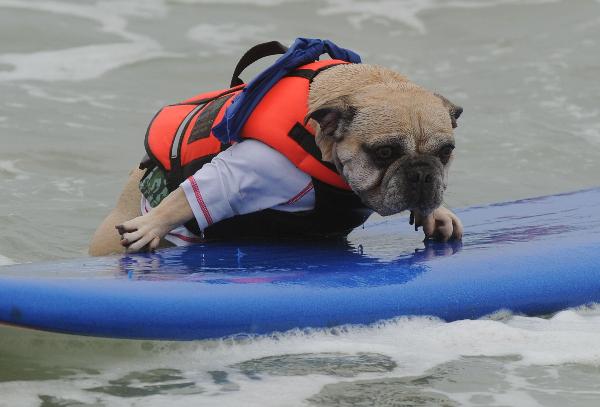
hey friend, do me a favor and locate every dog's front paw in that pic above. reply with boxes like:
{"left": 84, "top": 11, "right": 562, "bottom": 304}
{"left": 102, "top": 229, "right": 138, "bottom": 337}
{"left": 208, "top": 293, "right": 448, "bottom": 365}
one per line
{"left": 410, "top": 207, "right": 463, "bottom": 242}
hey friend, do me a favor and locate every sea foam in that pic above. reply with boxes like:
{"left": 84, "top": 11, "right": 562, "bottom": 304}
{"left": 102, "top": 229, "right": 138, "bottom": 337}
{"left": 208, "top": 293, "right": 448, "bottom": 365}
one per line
{"left": 0, "top": 254, "right": 15, "bottom": 266}
{"left": 0, "top": 0, "right": 168, "bottom": 82}
{"left": 2, "top": 305, "right": 600, "bottom": 406}
{"left": 319, "top": 0, "right": 559, "bottom": 33}
{"left": 187, "top": 23, "right": 275, "bottom": 54}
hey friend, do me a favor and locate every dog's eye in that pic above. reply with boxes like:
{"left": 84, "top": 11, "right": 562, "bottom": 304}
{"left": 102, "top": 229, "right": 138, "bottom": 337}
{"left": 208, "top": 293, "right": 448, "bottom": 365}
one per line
{"left": 375, "top": 146, "right": 394, "bottom": 161}
{"left": 438, "top": 144, "right": 455, "bottom": 164}
{"left": 367, "top": 144, "right": 402, "bottom": 166}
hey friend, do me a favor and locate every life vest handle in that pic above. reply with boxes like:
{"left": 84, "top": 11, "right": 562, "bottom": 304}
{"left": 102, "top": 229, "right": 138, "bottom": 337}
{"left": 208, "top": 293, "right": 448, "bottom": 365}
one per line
{"left": 230, "top": 41, "right": 289, "bottom": 87}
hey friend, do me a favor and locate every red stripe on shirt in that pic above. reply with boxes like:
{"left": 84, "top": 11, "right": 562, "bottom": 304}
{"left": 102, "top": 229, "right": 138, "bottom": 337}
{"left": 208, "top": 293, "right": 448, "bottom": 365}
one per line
{"left": 188, "top": 176, "right": 214, "bottom": 225}
{"left": 285, "top": 182, "right": 314, "bottom": 205}
{"left": 167, "top": 231, "right": 204, "bottom": 243}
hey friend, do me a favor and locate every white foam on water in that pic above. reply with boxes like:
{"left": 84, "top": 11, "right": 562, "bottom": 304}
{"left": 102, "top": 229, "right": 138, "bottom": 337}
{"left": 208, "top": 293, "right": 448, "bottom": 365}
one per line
{"left": 582, "top": 127, "right": 600, "bottom": 145}
{"left": 0, "top": 43, "right": 167, "bottom": 82}
{"left": 51, "top": 177, "right": 86, "bottom": 198}
{"left": 4, "top": 102, "right": 25, "bottom": 108}
{"left": 0, "top": 160, "right": 30, "bottom": 181}
{"left": 565, "top": 103, "right": 599, "bottom": 120}
{"left": 2, "top": 305, "right": 600, "bottom": 406}
{"left": 319, "top": 0, "right": 559, "bottom": 33}
{"left": 0, "top": 0, "right": 562, "bottom": 82}
{"left": 0, "top": 0, "right": 158, "bottom": 42}
{"left": 0, "top": 254, "right": 15, "bottom": 266}
{"left": 173, "top": 0, "right": 298, "bottom": 6}
{"left": 0, "top": 0, "right": 169, "bottom": 81}
{"left": 187, "top": 23, "right": 275, "bottom": 54}
{"left": 538, "top": 95, "right": 600, "bottom": 145}
{"left": 20, "top": 84, "right": 118, "bottom": 109}
{"left": 95, "top": 0, "right": 168, "bottom": 19}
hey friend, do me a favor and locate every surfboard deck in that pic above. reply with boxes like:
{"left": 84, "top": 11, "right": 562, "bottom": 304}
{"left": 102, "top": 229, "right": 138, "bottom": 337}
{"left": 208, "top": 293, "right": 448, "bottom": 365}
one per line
{"left": 1, "top": 188, "right": 599, "bottom": 340}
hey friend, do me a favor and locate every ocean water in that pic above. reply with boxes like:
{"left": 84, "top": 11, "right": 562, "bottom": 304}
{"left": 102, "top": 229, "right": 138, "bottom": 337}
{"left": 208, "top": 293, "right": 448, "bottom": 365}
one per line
{"left": 1, "top": 0, "right": 599, "bottom": 405}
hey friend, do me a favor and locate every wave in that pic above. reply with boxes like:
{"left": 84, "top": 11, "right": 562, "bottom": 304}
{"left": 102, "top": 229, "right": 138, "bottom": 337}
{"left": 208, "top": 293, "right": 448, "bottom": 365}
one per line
{"left": 0, "top": 0, "right": 169, "bottom": 82}
{"left": 319, "top": 0, "right": 560, "bottom": 33}
{"left": 187, "top": 23, "right": 275, "bottom": 54}
{"left": 0, "top": 254, "right": 15, "bottom": 266}
{"left": 1, "top": 304, "right": 600, "bottom": 406}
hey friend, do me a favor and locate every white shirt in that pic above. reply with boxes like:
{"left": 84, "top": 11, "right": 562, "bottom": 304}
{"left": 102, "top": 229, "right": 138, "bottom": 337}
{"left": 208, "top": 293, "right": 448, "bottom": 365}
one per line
{"left": 141, "top": 139, "right": 316, "bottom": 246}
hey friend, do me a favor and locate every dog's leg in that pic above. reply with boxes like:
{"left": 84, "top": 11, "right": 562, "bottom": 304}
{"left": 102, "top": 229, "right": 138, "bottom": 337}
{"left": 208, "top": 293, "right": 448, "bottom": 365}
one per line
{"left": 88, "top": 167, "right": 144, "bottom": 256}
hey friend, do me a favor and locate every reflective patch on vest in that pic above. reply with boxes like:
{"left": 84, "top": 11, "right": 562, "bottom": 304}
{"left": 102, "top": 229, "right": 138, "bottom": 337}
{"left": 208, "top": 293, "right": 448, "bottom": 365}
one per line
{"left": 171, "top": 103, "right": 206, "bottom": 159}
{"left": 188, "top": 93, "right": 235, "bottom": 144}
{"left": 139, "top": 166, "right": 169, "bottom": 208}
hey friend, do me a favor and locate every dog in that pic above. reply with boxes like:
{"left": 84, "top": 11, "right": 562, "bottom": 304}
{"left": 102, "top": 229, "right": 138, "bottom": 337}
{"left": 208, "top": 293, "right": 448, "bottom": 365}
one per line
{"left": 89, "top": 62, "right": 463, "bottom": 256}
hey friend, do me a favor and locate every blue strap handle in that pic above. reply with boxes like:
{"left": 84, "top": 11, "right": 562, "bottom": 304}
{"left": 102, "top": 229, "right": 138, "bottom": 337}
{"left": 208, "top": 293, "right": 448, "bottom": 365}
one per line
{"left": 213, "top": 38, "right": 361, "bottom": 144}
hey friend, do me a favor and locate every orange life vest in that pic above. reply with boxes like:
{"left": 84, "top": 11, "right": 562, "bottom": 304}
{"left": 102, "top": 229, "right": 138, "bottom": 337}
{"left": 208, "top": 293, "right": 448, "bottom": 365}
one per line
{"left": 144, "top": 59, "right": 351, "bottom": 191}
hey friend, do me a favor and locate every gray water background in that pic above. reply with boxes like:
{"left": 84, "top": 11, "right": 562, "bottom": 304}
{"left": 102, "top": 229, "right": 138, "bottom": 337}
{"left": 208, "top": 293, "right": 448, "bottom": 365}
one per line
{"left": 1, "top": 0, "right": 600, "bottom": 406}
{"left": 1, "top": 0, "right": 599, "bottom": 263}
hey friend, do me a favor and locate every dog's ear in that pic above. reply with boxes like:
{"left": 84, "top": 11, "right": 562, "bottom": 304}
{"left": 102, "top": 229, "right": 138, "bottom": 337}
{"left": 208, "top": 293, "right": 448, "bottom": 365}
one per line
{"left": 434, "top": 93, "right": 463, "bottom": 129}
{"left": 305, "top": 101, "right": 356, "bottom": 139}
{"left": 305, "top": 100, "right": 356, "bottom": 162}
{"left": 304, "top": 108, "right": 344, "bottom": 140}
{"left": 304, "top": 107, "right": 342, "bottom": 162}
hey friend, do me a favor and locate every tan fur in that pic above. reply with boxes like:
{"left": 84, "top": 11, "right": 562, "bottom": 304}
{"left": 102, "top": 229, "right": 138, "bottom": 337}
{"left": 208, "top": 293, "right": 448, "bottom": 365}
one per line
{"left": 308, "top": 64, "right": 454, "bottom": 157}
{"left": 89, "top": 167, "right": 144, "bottom": 256}
{"left": 307, "top": 64, "right": 460, "bottom": 215}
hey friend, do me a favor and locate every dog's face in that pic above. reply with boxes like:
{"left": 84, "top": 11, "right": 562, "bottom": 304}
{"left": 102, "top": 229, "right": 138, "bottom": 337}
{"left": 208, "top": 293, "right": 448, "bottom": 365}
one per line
{"left": 307, "top": 65, "right": 462, "bottom": 216}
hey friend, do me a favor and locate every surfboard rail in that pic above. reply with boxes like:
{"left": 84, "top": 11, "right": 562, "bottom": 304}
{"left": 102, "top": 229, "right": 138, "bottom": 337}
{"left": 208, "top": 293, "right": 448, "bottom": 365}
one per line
{"left": 1, "top": 188, "right": 599, "bottom": 340}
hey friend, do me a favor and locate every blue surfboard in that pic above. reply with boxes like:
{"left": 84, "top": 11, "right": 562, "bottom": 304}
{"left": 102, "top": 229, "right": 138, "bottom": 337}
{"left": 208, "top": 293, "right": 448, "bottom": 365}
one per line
{"left": 1, "top": 188, "right": 599, "bottom": 340}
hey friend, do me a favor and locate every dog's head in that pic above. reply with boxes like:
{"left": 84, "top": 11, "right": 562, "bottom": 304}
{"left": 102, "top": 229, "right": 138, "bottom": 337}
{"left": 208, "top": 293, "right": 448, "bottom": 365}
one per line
{"left": 307, "top": 64, "right": 462, "bottom": 216}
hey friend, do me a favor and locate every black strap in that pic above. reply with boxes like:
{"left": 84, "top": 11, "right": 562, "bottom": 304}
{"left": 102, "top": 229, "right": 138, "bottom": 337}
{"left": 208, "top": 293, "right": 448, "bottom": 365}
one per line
{"left": 230, "top": 41, "right": 288, "bottom": 87}
{"left": 285, "top": 69, "right": 315, "bottom": 80}
{"left": 173, "top": 86, "right": 242, "bottom": 106}
{"left": 285, "top": 63, "right": 346, "bottom": 82}
{"left": 288, "top": 122, "right": 338, "bottom": 173}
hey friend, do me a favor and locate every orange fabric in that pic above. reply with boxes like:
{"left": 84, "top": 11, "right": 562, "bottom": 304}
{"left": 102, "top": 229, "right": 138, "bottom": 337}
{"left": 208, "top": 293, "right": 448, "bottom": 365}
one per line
{"left": 180, "top": 91, "right": 240, "bottom": 167}
{"left": 146, "top": 104, "right": 200, "bottom": 171}
{"left": 145, "top": 60, "right": 350, "bottom": 190}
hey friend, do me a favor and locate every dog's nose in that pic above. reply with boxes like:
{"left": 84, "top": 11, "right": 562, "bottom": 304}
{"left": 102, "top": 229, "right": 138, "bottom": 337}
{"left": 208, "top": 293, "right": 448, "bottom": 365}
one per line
{"left": 407, "top": 167, "right": 434, "bottom": 186}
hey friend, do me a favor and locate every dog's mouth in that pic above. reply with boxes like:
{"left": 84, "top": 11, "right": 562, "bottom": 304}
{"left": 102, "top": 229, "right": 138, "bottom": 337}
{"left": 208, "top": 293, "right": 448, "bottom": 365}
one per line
{"left": 403, "top": 179, "right": 444, "bottom": 215}
{"left": 379, "top": 156, "right": 445, "bottom": 215}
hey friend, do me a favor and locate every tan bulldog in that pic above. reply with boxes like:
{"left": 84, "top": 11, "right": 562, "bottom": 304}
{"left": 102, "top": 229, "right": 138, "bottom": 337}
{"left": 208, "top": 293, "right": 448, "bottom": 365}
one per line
{"left": 89, "top": 63, "right": 463, "bottom": 255}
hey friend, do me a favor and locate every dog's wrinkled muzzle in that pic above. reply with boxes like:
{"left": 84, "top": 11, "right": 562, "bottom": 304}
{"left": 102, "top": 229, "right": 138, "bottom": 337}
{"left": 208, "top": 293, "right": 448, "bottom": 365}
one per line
{"left": 378, "top": 155, "right": 444, "bottom": 216}
{"left": 402, "top": 156, "right": 444, "bottom": 214}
